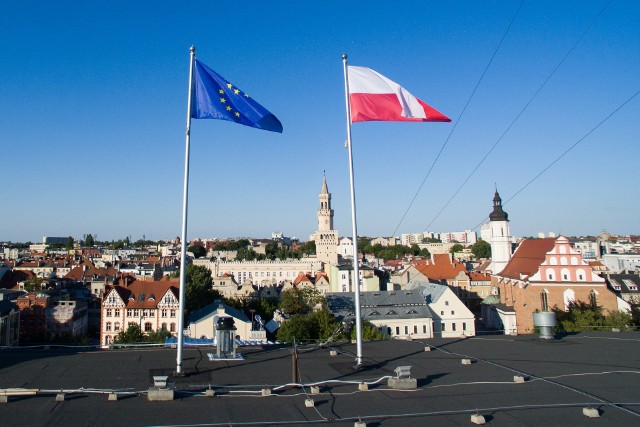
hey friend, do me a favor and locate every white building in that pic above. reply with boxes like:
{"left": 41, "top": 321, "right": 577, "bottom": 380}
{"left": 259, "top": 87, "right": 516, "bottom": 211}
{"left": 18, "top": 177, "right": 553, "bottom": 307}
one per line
{"left": 407, "top": 281, "right": 476, "bottom": 338}
{"left": 337, "top": 237, "right": 354, "bottom": 258}
{"left": 100, "top": 280, "right": 180, "bottom": 346}
{"left": 187, "top": 302, "right": 266, "bottom": 342}
{"left": 207, "top": 258, "right": 323, "bottom": 287}
{"left": 327, "top": 290, "right": 434, "bottom": 340}
{"left": 486, "top": 190, "right": 512, "bottom": 274}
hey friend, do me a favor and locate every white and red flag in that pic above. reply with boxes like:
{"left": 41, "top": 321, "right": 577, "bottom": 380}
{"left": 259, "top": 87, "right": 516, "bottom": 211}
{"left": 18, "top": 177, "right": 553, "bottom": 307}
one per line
{"left": 347, "top": 66, "right": 450, "bottom": 123}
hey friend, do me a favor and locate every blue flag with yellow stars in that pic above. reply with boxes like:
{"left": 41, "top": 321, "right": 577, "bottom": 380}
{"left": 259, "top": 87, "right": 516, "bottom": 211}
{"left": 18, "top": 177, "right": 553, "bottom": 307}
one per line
{"left": 191, "top": 60, "right": 283, "bottom": 133}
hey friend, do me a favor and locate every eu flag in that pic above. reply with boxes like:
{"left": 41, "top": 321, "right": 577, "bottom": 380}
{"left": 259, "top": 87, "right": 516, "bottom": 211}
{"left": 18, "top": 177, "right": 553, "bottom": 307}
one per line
{"left": 191, "top": 60, "right": 283, "bottom": 133}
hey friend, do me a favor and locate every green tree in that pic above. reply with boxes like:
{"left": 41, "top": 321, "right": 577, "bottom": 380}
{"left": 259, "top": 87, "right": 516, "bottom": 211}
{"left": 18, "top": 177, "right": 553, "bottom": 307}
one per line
{"left": 449, "top": 243, "right": 464, "bottom": 254}
{"left": 147, "top": 329, "right": 173, "bottom": 343}
{"left": 85, "top": 234, "right": 95, "bottom": 247}
{"left": 298, "top": 240, "right": 316, "bottom": 256}
{"left": 114, "top": 324, "right": 145, "bottom": 343}
{"left": 277, "top": 315, "right": 314, "bottom": 343}
{"left": 65, "top": 236, "right": 74, "bottom": 250}
{"left": 279, "top": 287, "right": 323, "bottom": 315}
{"left": 471, "top": 239, "right": 491, "bottom": 259}
{"left": 236, "top": 247, "right": 258, "bottom": 261}
{"left": 185, "top": 264, "right": 219, "bottom": 313}
{"left": 188, "top": 245, "right": 207, "bottom": 258}
{"left": 419, "top": 248, "right": 431, "bottom": 257}
{"left": 410, "top": 244, "right": 421, "bottom": 256}
{"left": 422, "top": 237, "right": 441, "bottom": 243}
{"left": 350, "top": 320, "right": 384, "bottom": 341}
{"left": 357, "top": 237, "right": 372, "bottom": 254}
{"left": 24, "top": 276, "right": 44, "bottom": 292}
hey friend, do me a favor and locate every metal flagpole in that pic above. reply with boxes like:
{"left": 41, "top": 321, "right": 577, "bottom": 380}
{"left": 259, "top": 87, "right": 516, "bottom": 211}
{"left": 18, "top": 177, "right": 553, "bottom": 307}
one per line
{"left": 176, "top": 45, "right": 196, "bottom": 375}
{"left": 342, "top": 54, "right": 363, "bottom": 367}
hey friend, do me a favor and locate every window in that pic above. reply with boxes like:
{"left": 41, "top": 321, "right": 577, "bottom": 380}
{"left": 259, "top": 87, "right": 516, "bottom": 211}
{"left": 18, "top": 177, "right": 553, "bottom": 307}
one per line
{"left": 395, "top": 327, "right": 400, "bottom": 335}
{"left": 547, "top": 269, "right": 556, "bottom": 281}
{"left": 144, "top": 322, "right": 153, "bottom": 332}
{"left": 134, "top": 309, "right": 139, "bottom": 317}
{"left": 442, "top": 323, "right": 446, "bottom": 332}
{"left": 590, "top": 290, "right": 598, "bottom": 309}
{"left": 463, "top": 323, "right": 467, "bottom": 331}
{"left": 440, "top": 311, "right": 444, "bottom": 315}
{"left": 451, "top": 311, "right": 455, "bottom": 315}
{"left": 404, "top": 326, "right": 408, "bottom": 335}
{"left": 170, "top": 323, "right": 176, "bottom": 332}
{"left": 127, "top": 309, "right": 132, "bottom": 317}
{"left": 106, "top": 309, "right": 112, "bottom": 317}
{"left": 541, "top": 290, "right": 549, "bottom": 311}
{"left": 423, "top": 325, "right": 427, "bottom": 333}
{"left": 114, "top": 309, "right": 120, "bottom": 317}
{"left": 114, "top": 322, "right": 120, "bottom": 331}
{"left": 170, "top": 310, "right": 176, "bottom": 318}
{"left": 445, "top": 301, "right": 449, "bottom": 306}
{"left": 162, "top": 309, "right": 167, "bottom": 318}
{"left": 106, "top": 322, "right": 111, "bottom": 331}
{"left": 161, "top": 323, "right": 167, "bottom": 330}
{"left": 452, "top": 323, "right": 457, "bottom": 331}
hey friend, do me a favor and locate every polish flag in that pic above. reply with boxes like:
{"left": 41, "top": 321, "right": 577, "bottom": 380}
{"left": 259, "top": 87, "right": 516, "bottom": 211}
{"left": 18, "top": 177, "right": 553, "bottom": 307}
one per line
{"left": 348, "top": 66, "right": 451, "bottom": 123}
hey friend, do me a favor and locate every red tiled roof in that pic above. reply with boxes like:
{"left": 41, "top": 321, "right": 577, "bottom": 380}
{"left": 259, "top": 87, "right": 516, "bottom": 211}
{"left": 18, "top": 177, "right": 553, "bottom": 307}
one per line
{"left": 108, "top": 280, "right": 179, "bottom": 309}
{"left": 498, "top": 238, "right": 556, "bottom": 280}
{"left": 414, "top": 254, "right": 466, "bottom": 280}
{"left": 65, "top": 265, "right": 118, "bottom": 280}
{"left": 293, "top": 272, "right": 313, "bottom": 285}
{"left": 469, "top": 272, "right": 491, "bottom": 281}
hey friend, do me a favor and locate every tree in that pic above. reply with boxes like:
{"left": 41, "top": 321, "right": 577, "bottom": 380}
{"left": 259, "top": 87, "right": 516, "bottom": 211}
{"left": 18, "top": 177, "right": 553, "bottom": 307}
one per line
{"left": 421, "top": 237, "right": 441, "bottom": 243}
{"left": 188, "top": 245, "right": 207, "bottom": 258}
{"left": 65, "top": 236, "right": 74, "bottom": 250}
{"left": 350, "top": 320, "right": 384, "bottom": 341}
{"left": 358, "top": 237, "right": 372, "bottom": 255}
{"left": 449, "top": 243, "right": 464, "bottom": 254}
{"left": 236, "top": 247, "right": 258, "bottom": 261}
{"left": 185, "top": 264, "right": 219, "bottom": 313}
{"left": 277, "top": 315, "right": 314, "bottom": 343}
{"left": 280, "top": 287, "right": 322, "bottom": 316}
{"left": 114, "top": 324, "right": 145, "bottom": 343}
{"left": 471, "top": 239, "right": 491, "bottom": 259}
{"left": 147, "top": 329, "right": 173, "bottom": 343}
{"left": 410, "top": 244, "right": 421, "bottom": 256}
{"left": 24, "top": 276, "right": 44, "bottom": 292}
{"left": 85, "top": 234, "right": 94, "bottom": 247}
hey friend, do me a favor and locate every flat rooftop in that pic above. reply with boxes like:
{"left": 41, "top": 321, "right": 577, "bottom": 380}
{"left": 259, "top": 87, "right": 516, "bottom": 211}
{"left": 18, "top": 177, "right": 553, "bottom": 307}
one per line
{"left": 2, "top": 332, "right": 640, "bottom": 426}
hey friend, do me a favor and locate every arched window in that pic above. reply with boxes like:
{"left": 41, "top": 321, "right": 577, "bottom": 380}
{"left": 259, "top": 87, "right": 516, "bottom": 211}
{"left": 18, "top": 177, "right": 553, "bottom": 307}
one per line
{"left": 560, "top": 257, "right": 568, "bottom": 265}
{"left": 561, "top": 268, "right": 570, "bottom": 281}
{"left": 541, "top": 290, "right": 549, "bottom": 311}
{"left": 161, "top": 323, "right": 167, "bottom": 330}
{"left": 563, "top": 289, "right": 575, "bottom": 311}
{"left": 590, "top": 290, "right": 598, "bottom": 308}
{"left": 105, "top": 336, "right": 111, "bottom": 345}
{"left": 576, "top": 269, "right": 586, "bottom": 281}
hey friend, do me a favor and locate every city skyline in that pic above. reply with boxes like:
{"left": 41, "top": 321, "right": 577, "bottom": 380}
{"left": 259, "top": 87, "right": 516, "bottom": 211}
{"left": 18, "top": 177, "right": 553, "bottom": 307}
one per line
{"left": 2, "top": 1, "right": 638, "bottom": 242}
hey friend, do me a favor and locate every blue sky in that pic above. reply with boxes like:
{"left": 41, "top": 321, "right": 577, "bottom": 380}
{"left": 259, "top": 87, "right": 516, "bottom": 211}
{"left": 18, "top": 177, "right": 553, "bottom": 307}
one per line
{"left": 1, "top": 1, "right": 638, "bottom": 243}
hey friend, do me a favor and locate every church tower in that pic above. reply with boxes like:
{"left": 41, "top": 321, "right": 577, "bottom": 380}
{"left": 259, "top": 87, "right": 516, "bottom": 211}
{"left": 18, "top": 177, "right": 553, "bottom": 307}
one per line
{"left": 487, "top": 189, "right": 512, "bottom": 274}
{"left": 313, "top": 176, "right": 338, "bottom": 264}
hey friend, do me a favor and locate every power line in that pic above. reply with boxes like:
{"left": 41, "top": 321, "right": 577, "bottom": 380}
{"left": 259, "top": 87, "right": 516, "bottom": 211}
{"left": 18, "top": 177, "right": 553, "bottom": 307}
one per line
{"left": 470, "top": 87, "right": 640, "bottom": 232}
{"left": 390, "top": 0, "right": 525, "bottom": 237}
{"left": 423, "top": 0, "right": 613, "bottom": 232}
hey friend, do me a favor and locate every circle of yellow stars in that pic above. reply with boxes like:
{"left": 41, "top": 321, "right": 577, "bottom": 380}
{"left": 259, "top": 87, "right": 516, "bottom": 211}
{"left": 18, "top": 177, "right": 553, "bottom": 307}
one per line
{"left": 217, "top": 82, "right": 250, "bottom": 119}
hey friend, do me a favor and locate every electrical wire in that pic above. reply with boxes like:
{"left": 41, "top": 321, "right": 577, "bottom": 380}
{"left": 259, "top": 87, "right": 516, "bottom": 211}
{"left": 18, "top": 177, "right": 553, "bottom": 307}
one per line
{"left": 470, "top": 86, "right": 640, "bottom": 231}
{"left": 390, "top": 0, "right": 525, "bottom": 237}
{"left": 425, "top": 0, "right": 614, "bottom": 232}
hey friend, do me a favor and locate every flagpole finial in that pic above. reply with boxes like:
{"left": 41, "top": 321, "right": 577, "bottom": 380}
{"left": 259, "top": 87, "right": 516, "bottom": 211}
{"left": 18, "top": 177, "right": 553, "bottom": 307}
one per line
{"left": 190, "top": 45, "right": 196, "bottom": 53}
{"left": 342, "top": 54, "right": 347, "bottom": 61}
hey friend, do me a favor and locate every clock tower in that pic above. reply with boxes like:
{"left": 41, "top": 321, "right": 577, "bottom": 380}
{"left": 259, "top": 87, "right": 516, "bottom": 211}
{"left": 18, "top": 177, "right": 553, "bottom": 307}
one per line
{"left": 313, "top": 176, "right": 338, "bottom": 264}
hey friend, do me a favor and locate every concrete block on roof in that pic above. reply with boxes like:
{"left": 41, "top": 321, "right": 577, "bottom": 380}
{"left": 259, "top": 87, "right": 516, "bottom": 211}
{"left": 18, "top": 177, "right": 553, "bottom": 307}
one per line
{"left": 583, "top": 407, "right": 600, "bottom": 418}
{"left": 147, "top": 387, "right": 174, "bottom": 401}
{"left": 471, "top": 413, "right": 486, "bottom": 424}
{"left": 388, "top": 377, "right": 417, "bottom": 390}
